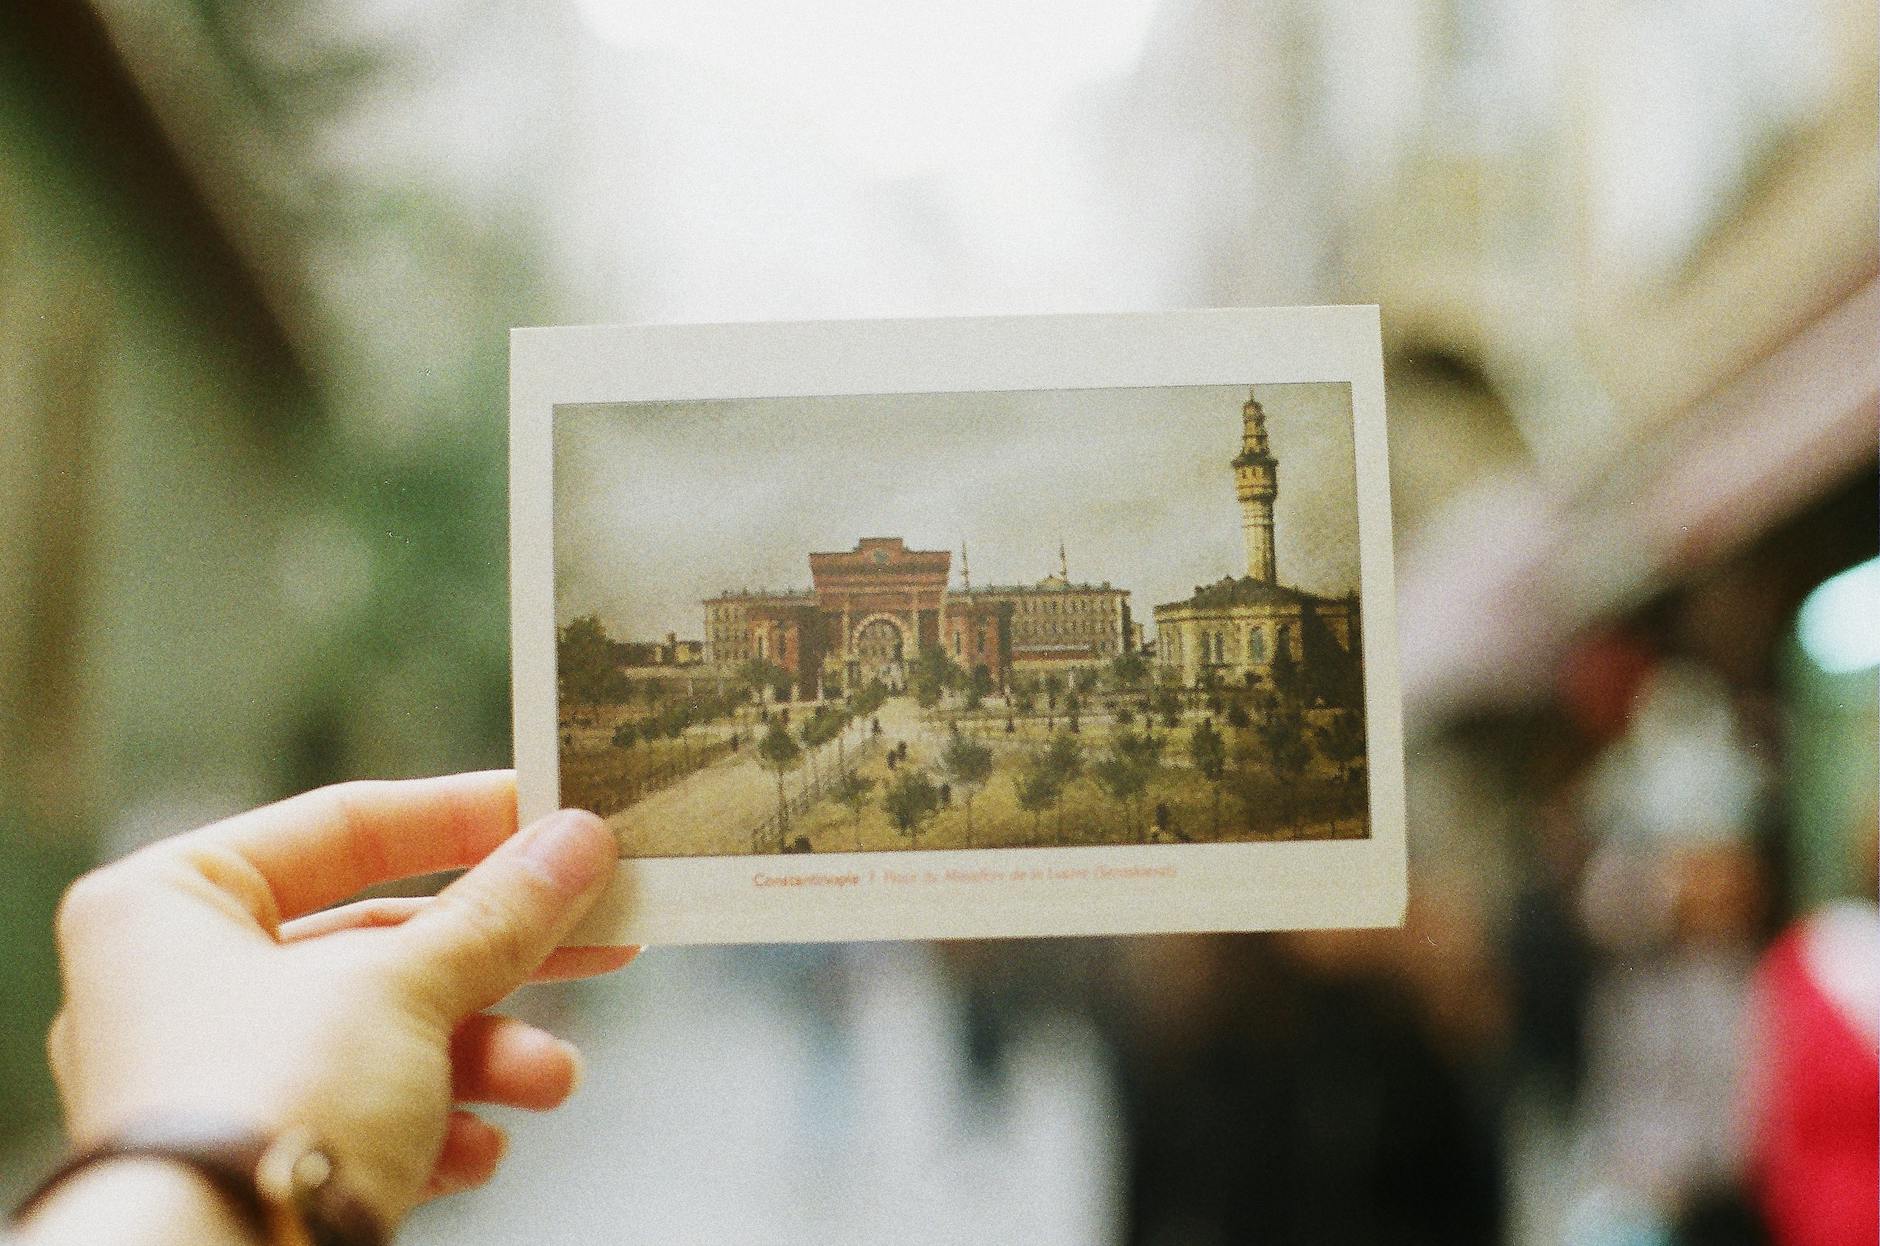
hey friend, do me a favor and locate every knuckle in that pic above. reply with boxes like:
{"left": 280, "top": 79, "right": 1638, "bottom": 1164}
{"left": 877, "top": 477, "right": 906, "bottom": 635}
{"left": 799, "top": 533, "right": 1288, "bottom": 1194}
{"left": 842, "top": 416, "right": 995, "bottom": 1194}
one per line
{"left": 448, "top": 888, "right": 539, "bottom": 985}
{"left": 54, "top": 866, "right": 134, "bottom": 949}
{"left": 175, "top": 841, "right": 281, "bottom": 929}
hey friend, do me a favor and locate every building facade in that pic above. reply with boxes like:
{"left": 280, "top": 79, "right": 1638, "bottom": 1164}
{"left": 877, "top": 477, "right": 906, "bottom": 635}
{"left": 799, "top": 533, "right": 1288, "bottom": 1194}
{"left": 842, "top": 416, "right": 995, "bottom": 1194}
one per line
{"left": 1154, "top": 392, "right": 1359, "bottom": 696}
{"left": 959, "top": 575, "right": 1131, "bottom": 678}
{"left": 701, "top": 536, "right": 1139, "bottom": 700}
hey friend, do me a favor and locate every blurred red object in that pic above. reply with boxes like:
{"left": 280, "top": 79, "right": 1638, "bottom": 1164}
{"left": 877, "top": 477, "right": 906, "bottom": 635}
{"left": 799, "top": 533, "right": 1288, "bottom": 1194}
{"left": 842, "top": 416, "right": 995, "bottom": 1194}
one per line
{"left": 1556, "top": 628, "right": 1657, "bottom": 745}
{"left": 1744, "top": 905, "right": 1879, "bottom": 1246}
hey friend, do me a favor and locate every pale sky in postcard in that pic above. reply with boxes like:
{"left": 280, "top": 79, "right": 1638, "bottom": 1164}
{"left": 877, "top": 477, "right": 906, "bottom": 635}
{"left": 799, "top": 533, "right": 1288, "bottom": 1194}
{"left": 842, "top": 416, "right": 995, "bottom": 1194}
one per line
{"left": 554, "top": 383, "right": 1360, "bottom": 641}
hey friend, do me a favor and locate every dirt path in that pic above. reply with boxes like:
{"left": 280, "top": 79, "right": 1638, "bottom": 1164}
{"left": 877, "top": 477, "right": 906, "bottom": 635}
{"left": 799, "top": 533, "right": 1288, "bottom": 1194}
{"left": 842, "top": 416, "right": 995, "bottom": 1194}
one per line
{"left": 607, "top": 710, "right": 885, "bottom": 857}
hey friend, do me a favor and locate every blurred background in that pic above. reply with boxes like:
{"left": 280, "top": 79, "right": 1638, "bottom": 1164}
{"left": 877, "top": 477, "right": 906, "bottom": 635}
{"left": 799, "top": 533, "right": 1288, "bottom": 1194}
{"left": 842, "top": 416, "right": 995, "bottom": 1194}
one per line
{"left": 2, "top": 1, "right": 1875, "bottom": 1243}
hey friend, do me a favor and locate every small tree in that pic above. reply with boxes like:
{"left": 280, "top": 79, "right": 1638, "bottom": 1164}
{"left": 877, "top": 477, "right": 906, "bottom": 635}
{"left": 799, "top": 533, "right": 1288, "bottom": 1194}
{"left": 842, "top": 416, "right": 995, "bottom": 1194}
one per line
{"left": 941, "top": 735, "right": 995, "bottom": 847}
{"left": 1092, "top": 752, "right": 1147, "bottom": 841}
{"left": 967, "top": 664, "right": 993, "bottom": 711}
{"left": 739, "top": 657, "right": 785, "bottom": 702}
{"left": 1256, "top": 696, "right": 1312, "bottom": 832}
{"left": 1268, "top": 640, "right": 1306, "bottom": 707}
{"left": 1317, "top": 705, "right": 1365, "bottom": 783}
{"left": 884, "top": 769, "right": 941, "bottom": 849}
{"left": 1043, "top": 731, "right": 1084, "bottom": 842}
{"left": 558, "top": 614, "right": 627, "bottom": 707}
{"left": 1110, "top": 650, "right": 1149, "bottom": 692}
{"left": 1153, "top": 686, "right": 1183, "bottom": 730}
{"left": 757, "top": 720, "right": 802, "bottom": 850}
{"left": 1014, "top": 762, "right": 1059, "bottom": 845}
{"left": 833, "top": 769, "right": 876, "bottom": 850}
{"left": 1096, "top": 728, "right": 1165, "bottom": 842}
{"left": 611, "top": 721, "right": 639, "bottom": 750}
{"left": 1226, "top": 701, "right": 1251, "bottom": 732}
{"left": 1189, "top": 717, "right": 1227, "bottom": 836}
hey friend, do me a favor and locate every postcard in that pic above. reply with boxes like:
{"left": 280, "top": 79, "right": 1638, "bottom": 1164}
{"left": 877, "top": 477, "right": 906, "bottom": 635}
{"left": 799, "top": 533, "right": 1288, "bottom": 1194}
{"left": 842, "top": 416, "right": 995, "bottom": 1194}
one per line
{"left": 510, "top": 308, "right": 1404, "bottom": 945}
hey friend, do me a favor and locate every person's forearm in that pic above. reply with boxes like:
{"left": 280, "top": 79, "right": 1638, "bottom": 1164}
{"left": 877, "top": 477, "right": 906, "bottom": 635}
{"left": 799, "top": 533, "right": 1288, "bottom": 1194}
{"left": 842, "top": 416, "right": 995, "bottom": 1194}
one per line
{"left": 9, "top": 1160, "right": 257, "bottom": 1246}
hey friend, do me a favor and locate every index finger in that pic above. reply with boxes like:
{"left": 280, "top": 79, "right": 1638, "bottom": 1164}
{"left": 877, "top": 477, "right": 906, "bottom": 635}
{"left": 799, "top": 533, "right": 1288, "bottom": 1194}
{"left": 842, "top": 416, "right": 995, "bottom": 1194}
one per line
{"left": 182, "top": 771, "right": 522, "bottom": 922}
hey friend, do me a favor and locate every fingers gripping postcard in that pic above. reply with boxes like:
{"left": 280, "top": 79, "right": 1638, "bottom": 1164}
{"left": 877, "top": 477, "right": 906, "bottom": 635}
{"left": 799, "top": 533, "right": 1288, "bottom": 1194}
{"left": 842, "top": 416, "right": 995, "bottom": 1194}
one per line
{"left": 510, "top": 309, "right": 1404, "bottom": 944}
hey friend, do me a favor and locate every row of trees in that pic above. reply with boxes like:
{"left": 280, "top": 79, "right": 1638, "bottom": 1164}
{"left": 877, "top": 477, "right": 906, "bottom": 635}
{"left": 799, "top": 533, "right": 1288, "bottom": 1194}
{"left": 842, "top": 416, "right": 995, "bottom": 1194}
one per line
{"left": 754, "top": 680, "right": 892, "bottom": 849}
{"left": 607, "top": 688, "right": 744, "bottom": 750}
{"left": 795, "top": 702, "right": 1362, "bottom": 853}
{"left": 1014, "top": 696, "right": 1364, "bottom": 844}
{"left": 826, "top": 729, "right": 995, "bottom": 851}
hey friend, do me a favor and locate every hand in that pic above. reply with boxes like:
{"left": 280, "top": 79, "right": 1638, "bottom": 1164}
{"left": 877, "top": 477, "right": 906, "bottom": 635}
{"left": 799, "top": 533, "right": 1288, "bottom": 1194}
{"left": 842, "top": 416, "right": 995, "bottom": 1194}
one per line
{"left": 44, "top": 772, "right": 632, "bottom": 1233}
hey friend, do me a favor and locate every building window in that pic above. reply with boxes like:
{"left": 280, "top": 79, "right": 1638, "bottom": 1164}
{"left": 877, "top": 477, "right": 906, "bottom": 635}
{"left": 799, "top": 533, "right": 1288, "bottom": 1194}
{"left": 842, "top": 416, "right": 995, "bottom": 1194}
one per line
{"left": 1248, "top": 627, "right": 1265, "bottom": 662}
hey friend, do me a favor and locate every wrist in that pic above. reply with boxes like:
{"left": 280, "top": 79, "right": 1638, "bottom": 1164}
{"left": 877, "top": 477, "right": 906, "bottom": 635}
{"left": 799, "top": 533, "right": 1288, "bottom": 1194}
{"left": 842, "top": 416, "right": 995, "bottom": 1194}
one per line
{"left": 14, "top": 1158, "right": 257, "bottom": 1246}
{"left": 11, "top": 1119, "right": 384, "bottom": 1246}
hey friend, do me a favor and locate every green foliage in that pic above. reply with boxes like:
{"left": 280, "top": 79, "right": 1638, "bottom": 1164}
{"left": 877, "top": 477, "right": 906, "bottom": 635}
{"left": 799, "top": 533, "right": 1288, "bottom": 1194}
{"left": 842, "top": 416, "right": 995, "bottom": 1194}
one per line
{"left": 738, "top": 657, "right": 790, "bottom": 701}
{"left": 1073, "top": 667, "right": 1098, "bottom": 694}
{"left": 1016, "top": 733, "right": 1074, "bottom": 842}
{"left": 799, "top": 703, "right": 850, "bottom": 750}
{"left": 1153, "top": 686, "right": 1182, "bottom": 729}
{"left": 1226, "top": 701, "right": 1251, "bottom": 731}
{"left": 557, "top": 614, "right": 628, "bottom": 705}
{"left": 758, "top": 719, "right": 801, "bottom": 773}
{"left": 1092, "top": 753, "right": 1147, "bottom": 828}
{"left": 942, "top": 734, "right": 995, "bottom": 789}
{"left": 834, "top": 769, "right": 877, "bottom": 847}
{"left": 941, "top": 734, "right": 995, "bottom": 845}
{"left": 884, "top": 769, "right": 941, "bottom": 846}
{"left": 611, "top": 721, "right": 638, "bottom": 749}
{"left": 1014, "top": 765, "right": 1060, "bottom": 841}
{"left": 1316, "top": 706, "right": 1366, "bottom": 781}
{"left": 1191, "top": 716, "right": 1228, "bottom": 835}
{"left": 835, "top": 768, "right": 875, "bottom": 814}
{"left": 1096, "top": 727, "right": 1165, "bottom": 841}
{"left": 1110, "top": 650, "right": 1149, "bottom": 691}
{"left": 851, "top": 679, "right": 890, "bottom": 716}
{"left": 758, "top": 718, "right": 802, "bottom": 848}
{"left": 910, "top": 645, "right": 960, "bottom": 708}
{"left": 1114, "top": 701, "right": 1135, "bottom": 728}
{"left": 1189, "top": 717, "right": 1227, "bottom": 783}
{"left": 1269, "top": 641, "right": 1305, "bottom": 706}
{"left": 1043, "top": 730, "right": 1084, "bottom": 785}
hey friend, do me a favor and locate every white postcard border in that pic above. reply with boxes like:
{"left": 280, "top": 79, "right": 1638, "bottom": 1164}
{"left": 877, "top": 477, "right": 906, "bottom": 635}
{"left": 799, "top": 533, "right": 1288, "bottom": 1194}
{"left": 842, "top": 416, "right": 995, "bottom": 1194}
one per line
{"left": 511, "top": 308, "right": 1404, "bottom": 945}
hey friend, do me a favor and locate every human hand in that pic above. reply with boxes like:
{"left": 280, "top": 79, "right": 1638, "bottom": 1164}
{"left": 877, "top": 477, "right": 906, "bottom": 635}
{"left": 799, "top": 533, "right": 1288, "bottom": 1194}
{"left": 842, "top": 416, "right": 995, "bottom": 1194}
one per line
{"left": 45, "top": 772, "right": 632, "bottom": 1234}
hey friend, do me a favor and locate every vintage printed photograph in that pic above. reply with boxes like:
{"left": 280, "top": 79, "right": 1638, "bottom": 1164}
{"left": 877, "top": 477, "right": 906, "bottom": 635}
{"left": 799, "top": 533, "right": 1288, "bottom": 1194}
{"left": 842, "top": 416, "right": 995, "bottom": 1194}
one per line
{"left": 553, "top": 382, "right": 1368, "bottom": 859}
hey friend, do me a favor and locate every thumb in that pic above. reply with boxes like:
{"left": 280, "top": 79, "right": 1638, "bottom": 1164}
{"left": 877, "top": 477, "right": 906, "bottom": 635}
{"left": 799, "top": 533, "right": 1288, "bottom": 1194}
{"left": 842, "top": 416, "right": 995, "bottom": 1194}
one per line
{"left": 393, "top": 809, "right": 618, "bottom": 1020}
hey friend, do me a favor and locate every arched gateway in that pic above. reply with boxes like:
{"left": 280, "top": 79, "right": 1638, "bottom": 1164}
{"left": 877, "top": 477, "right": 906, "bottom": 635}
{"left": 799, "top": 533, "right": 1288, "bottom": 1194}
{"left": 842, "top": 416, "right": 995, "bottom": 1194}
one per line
{"left": 703, "top": 537, "right": 1015, "bottom": 702}
{"left": 850, "top": 614, "right": 908, "bottom": 689}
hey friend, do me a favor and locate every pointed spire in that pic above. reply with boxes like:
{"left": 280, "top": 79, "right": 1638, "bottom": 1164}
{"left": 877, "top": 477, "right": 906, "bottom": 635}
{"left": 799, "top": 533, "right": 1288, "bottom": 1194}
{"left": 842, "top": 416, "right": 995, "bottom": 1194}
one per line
{"left": 1058, "top": 537, "right": 1068, "bottom": 582}
{"left": 1238, "top": 389, "right": 1273, "bottom": 462}
{"left": 960, "top": 540, "right": 971, "bottom": 591}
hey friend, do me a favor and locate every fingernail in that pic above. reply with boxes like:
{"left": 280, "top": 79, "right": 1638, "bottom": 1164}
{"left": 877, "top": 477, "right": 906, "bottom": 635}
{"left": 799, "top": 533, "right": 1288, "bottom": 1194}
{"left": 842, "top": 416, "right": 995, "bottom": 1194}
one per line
{"left": 519, "top": 810, "right": 613, "bottom": 895}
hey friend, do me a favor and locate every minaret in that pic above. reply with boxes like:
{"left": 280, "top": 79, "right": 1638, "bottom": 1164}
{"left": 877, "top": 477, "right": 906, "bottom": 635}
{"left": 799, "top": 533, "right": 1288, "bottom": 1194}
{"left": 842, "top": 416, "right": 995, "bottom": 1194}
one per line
{"left": 960, "top": 541, "right": 971, "bottom": 591}
{"left": 1233, "top": 391, "right": 1279, "bottom": 583}
{"left": 1058, "top": 538, "right": 1069, "bottom": 581}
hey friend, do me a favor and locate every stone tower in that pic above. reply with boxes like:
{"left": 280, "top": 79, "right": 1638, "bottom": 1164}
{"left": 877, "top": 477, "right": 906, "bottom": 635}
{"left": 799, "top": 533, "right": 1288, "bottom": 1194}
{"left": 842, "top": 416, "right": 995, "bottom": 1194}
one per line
{"left": 1232, "top": 391, "right": 1279, "bottom": 583}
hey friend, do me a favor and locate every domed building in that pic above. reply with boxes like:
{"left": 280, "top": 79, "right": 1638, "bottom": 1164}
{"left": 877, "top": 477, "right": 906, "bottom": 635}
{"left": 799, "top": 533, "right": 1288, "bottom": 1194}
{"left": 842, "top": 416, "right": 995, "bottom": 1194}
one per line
{"left": 1153, "top": 392, "right": 1360, "bottom": 699}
